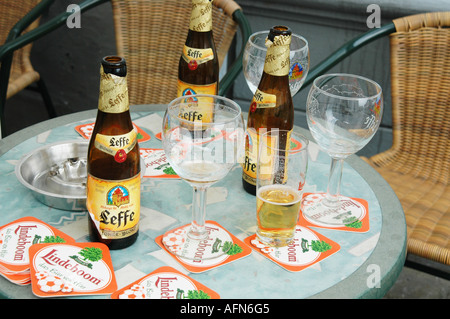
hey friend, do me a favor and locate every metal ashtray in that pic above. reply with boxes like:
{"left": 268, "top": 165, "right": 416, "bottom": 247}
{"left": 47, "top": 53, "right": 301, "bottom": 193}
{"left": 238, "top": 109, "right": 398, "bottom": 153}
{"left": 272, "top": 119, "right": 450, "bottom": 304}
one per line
{"left": 15, "top": 140, "right": 89, "bottom": 211}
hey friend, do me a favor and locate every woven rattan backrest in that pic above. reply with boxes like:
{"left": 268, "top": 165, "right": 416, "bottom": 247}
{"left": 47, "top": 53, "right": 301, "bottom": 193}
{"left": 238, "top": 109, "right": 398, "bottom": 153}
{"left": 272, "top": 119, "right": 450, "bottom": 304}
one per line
{"left": 387, "top": 12, "right": 450, "bottom": 184}
{"left": 111, "top": 0, "right": 238, "bottom": 105}
{"left": 0, "top": 0, "right": 40, "bottom": 98}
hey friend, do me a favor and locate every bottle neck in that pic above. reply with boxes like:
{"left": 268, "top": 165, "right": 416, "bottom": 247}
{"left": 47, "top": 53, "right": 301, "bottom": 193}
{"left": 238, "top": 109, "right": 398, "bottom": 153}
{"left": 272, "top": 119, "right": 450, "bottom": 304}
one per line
{"left": 263, "top": 34, "right": 291, "bottom": 77}
{"left": 189, "top": 0, "right": 213, "bottom": 32}
{"left": 93, "top": 109, "right": 134, "bottom": 136}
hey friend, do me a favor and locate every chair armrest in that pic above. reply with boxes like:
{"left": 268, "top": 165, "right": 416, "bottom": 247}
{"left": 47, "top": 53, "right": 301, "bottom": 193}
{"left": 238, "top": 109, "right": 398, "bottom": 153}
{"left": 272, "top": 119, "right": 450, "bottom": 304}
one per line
{"left": 299, "top": 22, "right": 396, "bottom": 92}
{"left": 218, "top": 8, "right": 252, "bottom": 96}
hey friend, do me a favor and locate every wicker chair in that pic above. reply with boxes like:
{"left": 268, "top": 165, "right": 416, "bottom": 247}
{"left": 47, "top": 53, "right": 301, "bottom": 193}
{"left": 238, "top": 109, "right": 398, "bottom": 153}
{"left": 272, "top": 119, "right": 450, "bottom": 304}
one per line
{"left": 110, "top": 0, "right": 248, "bottom": 105}
{"left": 366, "top": 12, "right": 450, "bottom": 269}
{"left": 302, "top": 12, "right": 450, "bottom": 277}
{"left": 0, "top": 0, "right": 57, "bottom": 138}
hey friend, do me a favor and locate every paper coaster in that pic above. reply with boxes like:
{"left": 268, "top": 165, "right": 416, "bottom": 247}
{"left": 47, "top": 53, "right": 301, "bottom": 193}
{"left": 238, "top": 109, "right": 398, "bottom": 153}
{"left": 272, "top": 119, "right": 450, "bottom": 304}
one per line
{"left": 75, "top": 122, "right": 151, "bottom": 143}
{"left": 0, "top": 270, "right": 31, "bottom": 285}
{"left": 300, "top": 193, "right": 370, "bottom": 232}
{"left": 111, "top": 266, "right": 220, "bottom": 299}
{"left": 155, "top": 221, "right": 252, "bottom": 273}
{"left": 0, "top": 216, "right": 75, "bottom": 277}
{"left": 29, "top": 242, "right": 117, "bottom": 298}
{"left": 140, "top": 148, "right": 180, "bottom": 179}
{"left": 244, "top": 225, "right": 340, "bottom": 272}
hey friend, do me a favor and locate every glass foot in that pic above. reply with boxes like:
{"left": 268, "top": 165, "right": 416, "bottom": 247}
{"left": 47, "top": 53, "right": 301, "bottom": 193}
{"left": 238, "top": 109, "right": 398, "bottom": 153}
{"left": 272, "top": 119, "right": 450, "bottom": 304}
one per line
{"left": 162, "top": 222, "right": 233, "bottom": 261}
{"left": 301, "top": 193, "right": 367, "bottom": 227}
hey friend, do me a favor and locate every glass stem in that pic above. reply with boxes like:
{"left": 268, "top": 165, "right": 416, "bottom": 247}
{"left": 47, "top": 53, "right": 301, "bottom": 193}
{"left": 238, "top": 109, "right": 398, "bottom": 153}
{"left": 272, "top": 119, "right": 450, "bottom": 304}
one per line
{"left": 189, "top": 185, "right": 208, "bottom": 240}
{"left": 325, "top": 158, "right": 344, "bottom": 207}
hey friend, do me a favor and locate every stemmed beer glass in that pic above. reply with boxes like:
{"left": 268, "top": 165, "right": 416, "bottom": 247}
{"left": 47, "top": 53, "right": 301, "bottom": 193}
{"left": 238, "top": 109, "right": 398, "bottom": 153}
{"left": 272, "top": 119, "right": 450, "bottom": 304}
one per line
{"left": 243, "top": 30, "right": 309, "bottom": 96}
{"left": 161, "top": 94, "right": 244, "bottom": 260}
{"left": 303, "top": 74, "right": 383, "bottom": 227}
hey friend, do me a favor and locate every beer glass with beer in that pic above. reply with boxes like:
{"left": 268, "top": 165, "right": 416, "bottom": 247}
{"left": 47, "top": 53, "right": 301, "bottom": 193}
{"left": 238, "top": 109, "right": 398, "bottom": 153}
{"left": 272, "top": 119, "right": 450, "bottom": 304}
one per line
{"left": 256, "top": 129, "right": 309, "bottom": 247}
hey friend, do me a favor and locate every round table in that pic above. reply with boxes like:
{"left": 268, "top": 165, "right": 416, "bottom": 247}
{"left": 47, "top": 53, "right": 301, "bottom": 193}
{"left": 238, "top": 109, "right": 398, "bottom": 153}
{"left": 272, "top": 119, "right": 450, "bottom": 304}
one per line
{"left": 0, "top": 104, "right": 407, "bottom": 299}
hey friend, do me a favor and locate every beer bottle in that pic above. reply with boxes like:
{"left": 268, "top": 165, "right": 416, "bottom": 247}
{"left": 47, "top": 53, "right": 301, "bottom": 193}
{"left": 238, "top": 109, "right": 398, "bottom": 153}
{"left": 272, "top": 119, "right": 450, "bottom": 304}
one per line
{"left": 177, "top": 0, "right": 219, "bottom": 123}
{"left": 86, "top": 56, "right": 141, "bottom": 249}
{"left": 242, "top": 26, "right": 294, "bottom": 195}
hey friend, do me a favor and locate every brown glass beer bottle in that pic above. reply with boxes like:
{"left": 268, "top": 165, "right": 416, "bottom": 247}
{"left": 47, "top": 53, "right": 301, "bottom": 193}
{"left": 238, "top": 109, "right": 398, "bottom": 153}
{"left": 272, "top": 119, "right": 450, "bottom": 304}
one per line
{"left": 242, "top": 26, "right": 294, "bottom": 195}
{"left": 177, "top": 0, "right": 219, "bottom": 123}
{"left": 86, "top": 56, "right": 140, "bottom": 249}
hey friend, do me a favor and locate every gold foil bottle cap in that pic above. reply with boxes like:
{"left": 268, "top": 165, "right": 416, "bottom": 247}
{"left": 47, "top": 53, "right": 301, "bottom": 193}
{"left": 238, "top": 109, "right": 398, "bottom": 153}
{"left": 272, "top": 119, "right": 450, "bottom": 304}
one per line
{"left": 264, "top": 26, "right": 292, "bottom": 76}
{"left": 98, "top": 56, "right": 129, "bottom": 113}
{"left": 190, "top": 0, "right": 213, "bottom": 32}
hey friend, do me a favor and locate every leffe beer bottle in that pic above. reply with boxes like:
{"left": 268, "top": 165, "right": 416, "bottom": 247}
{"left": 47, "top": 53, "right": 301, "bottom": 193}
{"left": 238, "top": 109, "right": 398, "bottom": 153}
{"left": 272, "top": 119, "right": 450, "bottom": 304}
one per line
{"left": 86, "top": 56, "right": 140, "bottom": 250}
{"left": 177, "top": 0, "right": 219, "bottom": 123}
{"left": 242, "top": 26, "right": 294, "bottom": 195}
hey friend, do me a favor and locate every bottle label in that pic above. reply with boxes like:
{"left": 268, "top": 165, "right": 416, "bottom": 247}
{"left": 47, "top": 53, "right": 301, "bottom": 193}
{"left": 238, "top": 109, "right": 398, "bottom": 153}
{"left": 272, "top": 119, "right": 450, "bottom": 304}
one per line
{"left": 177, "top": 80, "right": 217, "bottom": 123}
{"left": 86, "top": 174, "right": 140, "bottom": 239}
{"left": 182, "top": 46, "right": 214, "bottom": 70}
{"left": 258, "top": 130, "right": 292, "bottom": 184}
{"left": 242, "top": 129, "right": 261, "bottom": 186}
{"left": 249, "top": 89, "right": 277, "bottom": 112}
{"left": 94, "top": 130, "right": 137, "bottom": 163}
{"left": 189, "top": 0, "right": 213, "bottom": 32}
{"left": 242, "top": 129, "right": 292, "bottom": 186}
{"left": 264, "top": 34, "right": 291, "bottom": 76}
{"left": 98, "top": 67, "right": 129, "bottom": 113}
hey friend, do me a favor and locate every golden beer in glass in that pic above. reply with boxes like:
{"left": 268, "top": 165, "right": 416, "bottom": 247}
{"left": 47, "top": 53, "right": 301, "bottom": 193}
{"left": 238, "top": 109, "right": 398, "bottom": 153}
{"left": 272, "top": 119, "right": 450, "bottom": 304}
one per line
{"left": 256, "top": 130, "right": 308, "bottom": 247}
